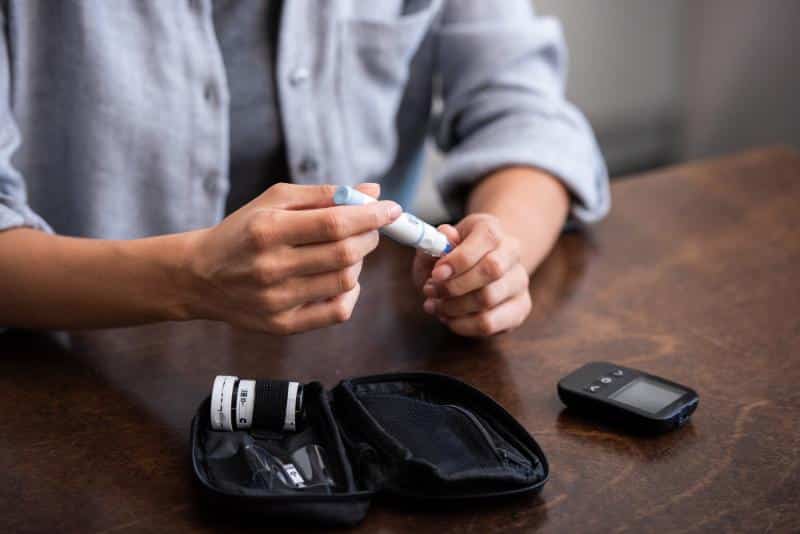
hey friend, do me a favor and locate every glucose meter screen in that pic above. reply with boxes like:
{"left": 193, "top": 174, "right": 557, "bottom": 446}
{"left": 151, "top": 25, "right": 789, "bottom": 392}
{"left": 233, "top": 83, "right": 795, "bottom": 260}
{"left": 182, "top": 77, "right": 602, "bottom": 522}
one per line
{"left": 610, "top": 377, "right": 684, "bottom": 414}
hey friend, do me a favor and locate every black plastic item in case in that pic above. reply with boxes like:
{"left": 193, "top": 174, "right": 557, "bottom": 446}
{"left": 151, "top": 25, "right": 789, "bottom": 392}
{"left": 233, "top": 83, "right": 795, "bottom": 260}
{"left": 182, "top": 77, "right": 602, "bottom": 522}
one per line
{"left": 190, "top": 372, "right": 548, "bottom": 526}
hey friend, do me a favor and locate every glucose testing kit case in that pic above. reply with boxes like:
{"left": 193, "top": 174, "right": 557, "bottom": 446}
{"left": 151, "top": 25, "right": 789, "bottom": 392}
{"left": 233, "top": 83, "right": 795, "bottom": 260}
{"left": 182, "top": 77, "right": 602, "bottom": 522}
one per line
{"left": 190, "top": 372, "right": 548, "bottom": 526}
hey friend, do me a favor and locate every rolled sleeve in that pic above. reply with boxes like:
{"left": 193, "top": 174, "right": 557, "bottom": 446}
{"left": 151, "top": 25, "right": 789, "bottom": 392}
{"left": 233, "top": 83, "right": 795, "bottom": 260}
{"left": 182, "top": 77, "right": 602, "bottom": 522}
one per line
{"left": 0, "top": 10, "right": 51, "bottom": 235}
{"left": 0, "top": 195, "right": 52, "bottom": 233}
{"left": 434, "top": 0, "right": 610, "bottom": 222}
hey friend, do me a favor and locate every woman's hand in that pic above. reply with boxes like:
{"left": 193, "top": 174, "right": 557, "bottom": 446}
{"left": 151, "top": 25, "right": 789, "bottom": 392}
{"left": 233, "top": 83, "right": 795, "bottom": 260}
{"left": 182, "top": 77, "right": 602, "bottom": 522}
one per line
{"left": 182, "top": 182, "right": 401, "bottom": 334}
{"left": 412, "top": 213, "right": 532, "bottom": 337}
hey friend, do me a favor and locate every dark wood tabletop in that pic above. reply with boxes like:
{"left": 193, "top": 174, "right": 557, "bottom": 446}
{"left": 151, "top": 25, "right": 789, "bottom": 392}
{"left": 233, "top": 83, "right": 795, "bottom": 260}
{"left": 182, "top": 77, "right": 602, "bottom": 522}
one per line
{"left": 2, "top": 147, "right": 799, "bottom": 533}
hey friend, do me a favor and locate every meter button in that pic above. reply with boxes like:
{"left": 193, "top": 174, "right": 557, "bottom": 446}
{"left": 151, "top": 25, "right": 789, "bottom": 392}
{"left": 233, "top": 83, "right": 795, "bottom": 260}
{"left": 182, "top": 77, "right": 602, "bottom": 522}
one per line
{"left": 600, "top": 377, "right": 613, "bottom": 384}
{"left": 587, "top": 384, "right": 601, "bottom": 393}
{"left": 612, "top": 369, "right": 624, "bottom": 377}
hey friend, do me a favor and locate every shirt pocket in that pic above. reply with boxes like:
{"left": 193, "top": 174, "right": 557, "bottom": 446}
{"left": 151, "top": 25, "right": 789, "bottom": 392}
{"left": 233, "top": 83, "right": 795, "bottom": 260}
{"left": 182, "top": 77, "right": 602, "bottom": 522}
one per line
{"left": 336, "top": 0, "right": 442, "bottom": 180}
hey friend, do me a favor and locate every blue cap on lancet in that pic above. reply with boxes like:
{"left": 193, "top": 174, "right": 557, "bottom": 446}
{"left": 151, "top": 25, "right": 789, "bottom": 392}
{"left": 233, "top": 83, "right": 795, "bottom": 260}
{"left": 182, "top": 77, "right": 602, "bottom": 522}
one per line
{"left": 334, "top": 185, "right": 367, "bottom": 206}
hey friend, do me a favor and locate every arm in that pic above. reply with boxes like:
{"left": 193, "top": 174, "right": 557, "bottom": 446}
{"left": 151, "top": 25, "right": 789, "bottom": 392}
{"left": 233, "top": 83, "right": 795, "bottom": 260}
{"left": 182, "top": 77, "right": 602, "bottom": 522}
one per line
{"left": 412, "top": 0, "right": 607, "bottom": 336}
{"left": 431, "top": 0, "right": 609, "bottom": 224}
{"left": 0, "top": 228, "right": 190, "bottom": 329}
{"left": 0, "top": 183, "right": 401, "bottom": 332}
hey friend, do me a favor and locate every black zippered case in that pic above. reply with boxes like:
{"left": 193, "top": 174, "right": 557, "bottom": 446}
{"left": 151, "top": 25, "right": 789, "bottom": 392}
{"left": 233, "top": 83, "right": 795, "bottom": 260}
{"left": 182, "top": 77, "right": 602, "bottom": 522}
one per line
{"left": 190, "top": 372, "right": 549, "bottom": 526}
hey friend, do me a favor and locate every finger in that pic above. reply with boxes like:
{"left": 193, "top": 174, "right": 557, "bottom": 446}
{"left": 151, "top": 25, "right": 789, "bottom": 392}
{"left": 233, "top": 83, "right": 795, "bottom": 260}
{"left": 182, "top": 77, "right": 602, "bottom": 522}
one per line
{"left": 412, "top": 249, "right": 438, "bottom": 291}
{"left": 284, "top": 231, "right": 379, "bottom": 276}
{"left": 262, "top": 262, "right": 362, "bottom": 312}
{"left": 438, "top": 224, "right": 461, "bottom": 246}
{"left": 437, "top": 237, "right": 520, "bottom": 298}
{"left": 278, "top": 201, "right": 401, "bottom": 245}
{"left": 418, "top": 224, "right": 461, "bottom": 296}
{"left": 443, "top": 291, "right": 531, "bottom": 337}
{"left": 259, "top": 182, "right": 381, "bottom": 210}
{"left": 430, "top": 220, "right": 502, "bottom": 282}
{"left": 355, "top": 182, "right": 381, "bottom": 199}
{"left": 430, "top": 264, "right": 528, "bottom": 317}
{"left": 270, "top": 283, "right": 361, "bottom": 334}
{"left": 416, "top": 224, "right": 460, "bottom": 293}
{"left": 259, "top": 183, "right": 339, "bottom": 210}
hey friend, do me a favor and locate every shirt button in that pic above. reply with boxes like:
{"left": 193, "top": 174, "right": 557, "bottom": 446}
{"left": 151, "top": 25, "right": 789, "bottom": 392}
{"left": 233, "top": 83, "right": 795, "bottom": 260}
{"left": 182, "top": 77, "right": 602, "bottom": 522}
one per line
{"left": 298, "top": 157, "right": 318, "bottom": 174}
{"left": 203, "top": 82, "right": 218, "bottom": 105}
{"left": 289, "top": 67, "right": 310, "bottom": 87}
{"left": 203, "top": 173, "right": 219, "bottom": 194}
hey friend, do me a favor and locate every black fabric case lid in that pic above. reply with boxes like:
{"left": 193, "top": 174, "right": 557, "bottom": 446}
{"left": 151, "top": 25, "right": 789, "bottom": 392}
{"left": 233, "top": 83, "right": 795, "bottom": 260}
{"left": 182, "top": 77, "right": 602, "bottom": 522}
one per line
{"left": 190, "top": 372, "right": 549, "bottom": 526}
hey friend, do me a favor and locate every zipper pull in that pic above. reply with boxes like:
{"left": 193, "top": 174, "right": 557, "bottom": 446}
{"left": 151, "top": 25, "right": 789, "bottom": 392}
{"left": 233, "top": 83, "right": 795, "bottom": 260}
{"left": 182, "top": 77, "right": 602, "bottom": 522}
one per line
{"left": 500, "top": 448, "right": 534, "bottom": 477}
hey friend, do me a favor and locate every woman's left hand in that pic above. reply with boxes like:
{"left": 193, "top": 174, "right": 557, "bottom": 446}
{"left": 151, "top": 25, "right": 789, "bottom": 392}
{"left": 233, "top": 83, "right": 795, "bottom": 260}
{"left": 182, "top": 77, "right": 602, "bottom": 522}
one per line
{"left": 412, "top": 213, "right": 532, "bottom": 337}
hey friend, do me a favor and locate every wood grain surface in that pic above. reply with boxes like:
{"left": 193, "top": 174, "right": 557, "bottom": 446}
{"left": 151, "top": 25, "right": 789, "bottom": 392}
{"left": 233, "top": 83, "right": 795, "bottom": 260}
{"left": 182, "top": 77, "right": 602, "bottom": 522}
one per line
{"left": 1, "top": 147, "right": 798, "bottom": 533}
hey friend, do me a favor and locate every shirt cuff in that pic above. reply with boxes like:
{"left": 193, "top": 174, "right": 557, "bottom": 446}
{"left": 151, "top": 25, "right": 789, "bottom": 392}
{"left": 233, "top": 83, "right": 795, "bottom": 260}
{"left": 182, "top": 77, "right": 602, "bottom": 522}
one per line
{"left": 0, "top": 198, "right": 53, "bottom": 234}
{"left": 436, "top": 113, "right": 611, "bottom": 223}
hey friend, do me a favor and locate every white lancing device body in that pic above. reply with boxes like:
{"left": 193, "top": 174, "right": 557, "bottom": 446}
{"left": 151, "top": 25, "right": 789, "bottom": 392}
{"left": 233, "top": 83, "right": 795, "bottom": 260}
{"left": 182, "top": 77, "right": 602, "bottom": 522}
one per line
{"left": 333, "top": 186, "right": 453, "bottom": 257}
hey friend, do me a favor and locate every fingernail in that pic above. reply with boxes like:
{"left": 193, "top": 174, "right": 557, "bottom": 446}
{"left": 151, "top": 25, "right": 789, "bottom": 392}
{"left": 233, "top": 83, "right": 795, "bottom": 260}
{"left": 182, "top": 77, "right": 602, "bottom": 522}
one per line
{"left": 423, "top": 299, "right": 436, "bottom": 314}
{"left": 423, "top": 283, "right": 438, "bottom": 298}
{"left": 432, "top": 264, "right": 453, "bottom": 281}
{"left": 386, "top": 202, "right": 402, "bottom": 218}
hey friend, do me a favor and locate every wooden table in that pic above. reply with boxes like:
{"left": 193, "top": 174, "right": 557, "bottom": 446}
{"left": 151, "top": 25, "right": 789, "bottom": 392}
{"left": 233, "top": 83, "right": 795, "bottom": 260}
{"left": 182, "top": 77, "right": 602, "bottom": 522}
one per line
{"left": 2, "top": 147, "right": 799, "bottom": 533}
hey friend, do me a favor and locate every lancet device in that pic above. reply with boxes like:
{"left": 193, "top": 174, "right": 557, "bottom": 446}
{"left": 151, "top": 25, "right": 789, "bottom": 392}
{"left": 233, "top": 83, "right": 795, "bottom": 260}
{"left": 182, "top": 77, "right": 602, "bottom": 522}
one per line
{"left": 333, "top": 186, "right": 453, "bottom": 257}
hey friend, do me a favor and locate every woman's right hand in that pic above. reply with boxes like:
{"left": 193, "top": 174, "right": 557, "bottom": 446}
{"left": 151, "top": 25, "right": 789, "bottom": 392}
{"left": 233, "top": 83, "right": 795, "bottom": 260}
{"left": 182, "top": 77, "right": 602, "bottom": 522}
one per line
{"left": 180, "top": 182, "right": 400, "bottom": 334}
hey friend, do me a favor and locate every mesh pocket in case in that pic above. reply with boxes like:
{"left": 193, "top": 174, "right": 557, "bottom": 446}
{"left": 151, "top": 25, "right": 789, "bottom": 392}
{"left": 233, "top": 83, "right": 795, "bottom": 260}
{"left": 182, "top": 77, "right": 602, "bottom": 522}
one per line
{"left": 359, "top": 394, "right": 535, "bottom": 483}
{"left": 333, "top": 373, "right": 548, "bottom": 499}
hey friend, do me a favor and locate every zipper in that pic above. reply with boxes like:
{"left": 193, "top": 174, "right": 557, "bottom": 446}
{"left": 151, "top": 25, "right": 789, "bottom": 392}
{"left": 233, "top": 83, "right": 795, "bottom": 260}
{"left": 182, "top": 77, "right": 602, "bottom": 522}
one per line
{"left": 444, "top": 404, "right": 533, "bottom": 474}
{"left": 443, "top": 404, "right": 507, "bottom": 465}
{"left": 498, "top": 447, "right": 533, "bottom": 474}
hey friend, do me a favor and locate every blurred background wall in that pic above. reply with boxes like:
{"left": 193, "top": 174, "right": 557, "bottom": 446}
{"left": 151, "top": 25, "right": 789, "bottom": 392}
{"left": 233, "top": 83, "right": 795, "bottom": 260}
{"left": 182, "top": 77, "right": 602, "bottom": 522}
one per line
{"left": 414, "top": 0, "right": 800, "bottom": 220}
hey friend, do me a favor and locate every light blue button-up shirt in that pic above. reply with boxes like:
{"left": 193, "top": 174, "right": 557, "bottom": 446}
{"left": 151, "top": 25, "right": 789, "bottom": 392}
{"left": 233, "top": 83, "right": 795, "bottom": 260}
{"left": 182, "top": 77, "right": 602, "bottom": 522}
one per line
{"left": 0, "top": 0, "right": 609, "bottom": 240}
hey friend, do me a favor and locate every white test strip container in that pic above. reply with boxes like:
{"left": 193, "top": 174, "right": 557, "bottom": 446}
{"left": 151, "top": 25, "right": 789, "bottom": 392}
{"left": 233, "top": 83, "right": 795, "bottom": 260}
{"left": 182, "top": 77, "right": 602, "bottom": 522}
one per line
{"left": 211, "top": 376, "right": 303, "bottom": 432}
{"left": 333, "top": 186, "right": 453, "bottom": 257}
{"left": 211, "top": 375, "right": 238, "bottom": 432}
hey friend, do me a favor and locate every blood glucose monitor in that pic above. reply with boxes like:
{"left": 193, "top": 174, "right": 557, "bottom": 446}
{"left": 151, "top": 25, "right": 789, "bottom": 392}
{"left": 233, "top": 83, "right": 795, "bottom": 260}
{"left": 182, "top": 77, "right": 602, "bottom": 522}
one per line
{"left": 557, "top": 361, "right": 699, "bottom": 433}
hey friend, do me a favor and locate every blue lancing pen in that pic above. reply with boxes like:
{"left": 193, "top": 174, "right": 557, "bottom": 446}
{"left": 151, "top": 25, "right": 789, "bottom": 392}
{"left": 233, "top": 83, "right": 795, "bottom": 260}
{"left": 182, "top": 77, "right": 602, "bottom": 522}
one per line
{"left": 333, "top": 186, "right": 453, "bottom": 257}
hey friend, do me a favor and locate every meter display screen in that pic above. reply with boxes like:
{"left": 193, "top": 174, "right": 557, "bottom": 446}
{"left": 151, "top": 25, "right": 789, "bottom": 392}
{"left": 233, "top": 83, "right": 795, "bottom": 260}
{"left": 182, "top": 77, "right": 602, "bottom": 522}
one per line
{"left": 609, "top": 377, "right": 684, "bottom": 414}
